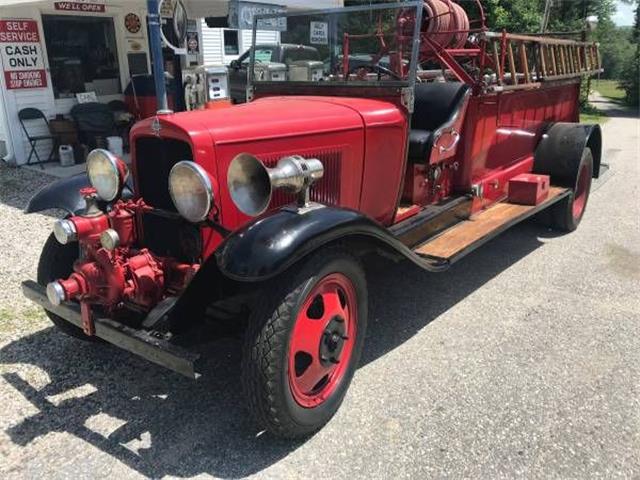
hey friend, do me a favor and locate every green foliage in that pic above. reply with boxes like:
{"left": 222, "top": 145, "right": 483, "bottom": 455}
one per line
{"left": 619, "top": 3, "right": 640, "bottom": 106}
{"left": 593, "top": 79, "right": 626, "bottom": 100}
{"left": 546, "top": 0, "right": 617, "bottom": 32}
{"left": 597, "top": 26, "right": 634, "bottom": 79}
{"left": 483, "top": 0, "right": 544, "bottom": 33}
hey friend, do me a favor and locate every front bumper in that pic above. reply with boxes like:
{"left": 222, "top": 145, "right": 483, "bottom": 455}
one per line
{"left": 22, "top": 280, "right": 201, "bottom": 379}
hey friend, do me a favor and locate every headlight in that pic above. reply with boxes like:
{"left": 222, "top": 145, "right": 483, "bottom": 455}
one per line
{"left": 86, "top": 149, "right": 128, "bottom": 201}
{"left": 169, "top": 161, "right": 214, "bottom": 223}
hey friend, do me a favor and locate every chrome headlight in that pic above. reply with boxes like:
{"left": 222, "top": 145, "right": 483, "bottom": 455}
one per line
{"left": 86, "top": 149, "right": 127, "bottom": 201}
{"left": 169, "top": 161, "right": 214, "bottom": 223}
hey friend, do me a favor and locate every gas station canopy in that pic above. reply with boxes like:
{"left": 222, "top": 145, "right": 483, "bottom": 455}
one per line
{"left": 0, "top": 0, "right": 342, "bottom": 16}
{"left": 184, "top": 0, "right": 342, "bottom": 18}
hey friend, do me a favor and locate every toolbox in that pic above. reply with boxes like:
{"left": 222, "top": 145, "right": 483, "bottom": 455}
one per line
{"left": 508, "top": 173, "right": 551, "bottom": 206}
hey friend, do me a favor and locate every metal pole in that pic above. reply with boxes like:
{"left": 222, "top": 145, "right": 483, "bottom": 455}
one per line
{"left": 147, "top": 0, "right": 169, "bottom": 113}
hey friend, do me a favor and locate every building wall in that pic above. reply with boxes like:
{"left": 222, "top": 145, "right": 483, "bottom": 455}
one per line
{"left": 200, "top": 20, "right": 279, "bottom": 66}
{"left": 1, "top": 1, "right": 151, "bottom": 165}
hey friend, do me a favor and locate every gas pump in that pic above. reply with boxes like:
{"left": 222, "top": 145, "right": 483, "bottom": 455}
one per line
{"left": 183, "top": 65, "right": 230, "bottom": 110}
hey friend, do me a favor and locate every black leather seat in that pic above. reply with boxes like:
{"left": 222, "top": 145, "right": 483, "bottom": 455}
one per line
{"left": 408, "top": 82, "right": 470, "bottom": 162}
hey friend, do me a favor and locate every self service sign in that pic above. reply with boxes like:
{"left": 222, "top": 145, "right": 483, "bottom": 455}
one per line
{"left": 0, "top": 20, "right": 47, "bottom": 90}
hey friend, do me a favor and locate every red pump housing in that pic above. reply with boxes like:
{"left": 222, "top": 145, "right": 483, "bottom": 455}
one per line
{"left": 50, "top": 189, "right": 198, "bottom": 335}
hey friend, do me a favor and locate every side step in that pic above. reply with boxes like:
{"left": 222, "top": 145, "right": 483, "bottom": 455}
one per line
{"left": 414, "top": 186, "right": 570, "bottom": 263}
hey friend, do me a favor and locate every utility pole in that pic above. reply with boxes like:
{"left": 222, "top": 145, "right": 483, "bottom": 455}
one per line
{"left": 147, "top": 0, "right": 169, "bottom": 113}
{"left": 541, "top": 0, "right": 553, "bottom": 33}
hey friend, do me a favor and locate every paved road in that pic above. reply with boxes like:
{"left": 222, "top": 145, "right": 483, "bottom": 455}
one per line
{"left": 1, "top": 106, "right": 638, "bottom": 479}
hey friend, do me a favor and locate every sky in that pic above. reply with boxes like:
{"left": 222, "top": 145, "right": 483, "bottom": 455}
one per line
{"left": 613, "top": 0, "right": 636, "bottom": 26}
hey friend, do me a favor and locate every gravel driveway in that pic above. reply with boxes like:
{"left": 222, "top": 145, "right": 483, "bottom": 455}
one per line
{"left": 1, "top": 108, "right": 639, "bottom": 479}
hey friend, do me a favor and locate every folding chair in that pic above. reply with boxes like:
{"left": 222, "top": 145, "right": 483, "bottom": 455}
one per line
{"left": 18, "top": 108, "right": 58, "bottom": 166}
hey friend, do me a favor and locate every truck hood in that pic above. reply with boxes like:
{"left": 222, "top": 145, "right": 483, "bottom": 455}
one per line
{"left": 158, "top": 97, "right": 366, "bottom": 145}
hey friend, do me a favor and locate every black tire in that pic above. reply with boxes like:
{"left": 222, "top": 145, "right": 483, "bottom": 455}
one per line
{"left": 241, "top": 248, "right": 368, "bottom": 438}
{"left": 37, "top": 233, "right": 96, "bottom": 341}
{"left": 546, "top": 148, "right": 594, "bottom": 232}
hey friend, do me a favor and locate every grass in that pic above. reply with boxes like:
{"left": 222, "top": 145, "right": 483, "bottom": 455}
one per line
{"left": 580, "top": 112, "right": 609, "bottom": 124}
{"left": 592, "top": 79, "right": 626, "bottom": 102}
{"left": 578, "top": 79, "right": 627, "bottom": 124}
{"left": 580, "top": 101, "right": 610, "bottom": 125}
{"left": 0, "top": 307, "right": 46, "bottom": 335}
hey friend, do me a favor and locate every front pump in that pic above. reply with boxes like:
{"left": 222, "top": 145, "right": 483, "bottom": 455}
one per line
{"left": 46, "top": 188, "right": 198, "bottom": 335}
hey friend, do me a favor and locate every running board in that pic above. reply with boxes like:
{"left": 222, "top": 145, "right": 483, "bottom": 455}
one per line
{"left": 414, "top": 187, "right": 570, "bottom": 264}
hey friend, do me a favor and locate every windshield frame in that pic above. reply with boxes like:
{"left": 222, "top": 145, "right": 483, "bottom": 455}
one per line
{"left": 248, "top": 1, "right": 423, "bottom": 92}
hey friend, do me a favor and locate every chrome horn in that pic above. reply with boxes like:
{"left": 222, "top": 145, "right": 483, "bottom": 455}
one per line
{"left": 227, "top": 153, "right": 324, "bottom": 217}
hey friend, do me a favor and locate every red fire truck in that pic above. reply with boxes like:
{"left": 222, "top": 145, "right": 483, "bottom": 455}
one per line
{"left": 23, "top": 1, "right": 603, "bottom": 438}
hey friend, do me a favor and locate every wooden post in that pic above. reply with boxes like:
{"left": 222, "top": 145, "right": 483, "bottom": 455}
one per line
{"left": 577, "top": 45, "right": 583, "bottom": 72}
{"left": 567, "top": 46, "right": 575, "bottom": 74}
{"left": 519, "top": 42, "right": 530, "bottom": 83}
{"left": 507, "top": 42, "right": 518, "bottom": 85}
{"left": 492, "top": 40, "right": 502, "bottom": 85}
{"left": 539, "top": 44, "right": 548, "bottom": 78}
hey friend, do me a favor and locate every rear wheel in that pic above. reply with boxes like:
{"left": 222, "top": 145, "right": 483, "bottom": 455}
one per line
{"left": 37, "top": 233, "right": 96, "bottom": 341}
{"left": 241, "top": 248, "right": 367, "bottom": 438}
{"left": 536, "top": 147, "right": 594, "bottom": 232}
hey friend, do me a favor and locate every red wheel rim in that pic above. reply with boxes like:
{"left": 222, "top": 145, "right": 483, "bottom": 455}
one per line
{"left": 572, "top": 162, "right": 591, "bottom": 221}
{"left": 288, "top": 273, "right": 357, "bottom": 408}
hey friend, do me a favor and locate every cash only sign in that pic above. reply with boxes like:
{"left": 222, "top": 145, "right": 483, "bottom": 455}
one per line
{"left": 0, "top": 20, "right": 47, "bottom": 90}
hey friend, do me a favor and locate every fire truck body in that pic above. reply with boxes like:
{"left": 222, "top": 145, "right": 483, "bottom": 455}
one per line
{"left": 22, "top": 1, "right": 603, "bottom": 438}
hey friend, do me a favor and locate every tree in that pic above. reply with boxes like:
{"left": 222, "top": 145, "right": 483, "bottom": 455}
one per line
{"left": 482, "top": 0, "right": 544, "bottom": 33}
{"left": 619, "top": 2, "right": 640, "bottom": 106}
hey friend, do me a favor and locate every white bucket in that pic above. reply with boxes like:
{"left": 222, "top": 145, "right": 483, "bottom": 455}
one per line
{"left": 58, "top": 145, "right": 74, "bottom": 167}
{"left": 107, "top": 136, "right": 124, "bottom": 157}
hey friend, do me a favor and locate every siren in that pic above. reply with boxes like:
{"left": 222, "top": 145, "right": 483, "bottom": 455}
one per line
{"left": 227, "top": 153, "right": 324, "bottom": 217}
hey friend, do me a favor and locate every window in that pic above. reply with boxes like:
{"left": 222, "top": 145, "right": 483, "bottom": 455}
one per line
{"left": 42, "top": 15, "right": 121, "bottom": 99}
{"left": 240, "top": 47, "right": 275, "bottom": 65}
{"left": 223, "top": 30, "right": 239, "bottom": 56}
{"left": 254, "top": 47, "right": 275, "bottom": 63}
{"left": 282, "top": 46, "right": 321, "bottom": 64}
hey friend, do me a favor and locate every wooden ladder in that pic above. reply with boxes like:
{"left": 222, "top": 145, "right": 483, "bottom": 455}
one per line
{"left": 484, "top": 31, "right": 602, "bottom": 91}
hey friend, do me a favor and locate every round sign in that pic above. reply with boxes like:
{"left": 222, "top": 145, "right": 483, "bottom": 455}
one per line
{"left": 124, "top": 13, "right": 141, "bottom": 34}
{"left": 158, "top": 0, "right": 188, "bottom": 53}
{"left": 172, "top": 0, "right": 187, "bottom": 45}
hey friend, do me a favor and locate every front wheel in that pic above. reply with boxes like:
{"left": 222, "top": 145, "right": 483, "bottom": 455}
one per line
{"left": 241, "top": 248, "right": 368, "bottom": 438}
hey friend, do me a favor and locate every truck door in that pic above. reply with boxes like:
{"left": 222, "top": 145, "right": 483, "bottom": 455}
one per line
{"left": 228, "top": 50, "right": 251, "bottom": 103}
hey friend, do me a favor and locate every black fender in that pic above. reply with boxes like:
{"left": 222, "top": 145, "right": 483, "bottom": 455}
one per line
{"left": 25, "top": 174, "right": 134, "bottom": 215}
{"left": 534, "top": 122, "right": 603, "bottom": 182}
{"left": 25, "top": 174, "right": 92, "bottom": 215}
{"left": 215, "top": 206, "right": 446, "bottom": 282}
{"left": 166, "top": 206, "right": 448, "bottom": 333}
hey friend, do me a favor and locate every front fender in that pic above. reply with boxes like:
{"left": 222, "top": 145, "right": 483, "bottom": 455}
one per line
{"left": 215, "top": 206, "right": 445, "bottom": 282}
{"left": 167, "top": 205, "right": 447, "bottom": 332}
{"left": 25, "top": 174, "right": 92, "bottom": 215}
{"left": 25, "top": 174, "right": 134, "bottom": 215}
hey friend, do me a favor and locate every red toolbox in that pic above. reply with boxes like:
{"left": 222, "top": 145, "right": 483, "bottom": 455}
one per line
{"left": 508, "top": 173, "right": 550, "bottom": 205}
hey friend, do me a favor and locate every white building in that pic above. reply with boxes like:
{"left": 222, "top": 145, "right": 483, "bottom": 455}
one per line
{"left": 0, "top": 0, "right": 341, "bottom": 166}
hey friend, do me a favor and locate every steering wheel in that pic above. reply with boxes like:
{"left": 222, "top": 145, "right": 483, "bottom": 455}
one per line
{"left": 347, "top": 63, "right": 403, "bottom": 81}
